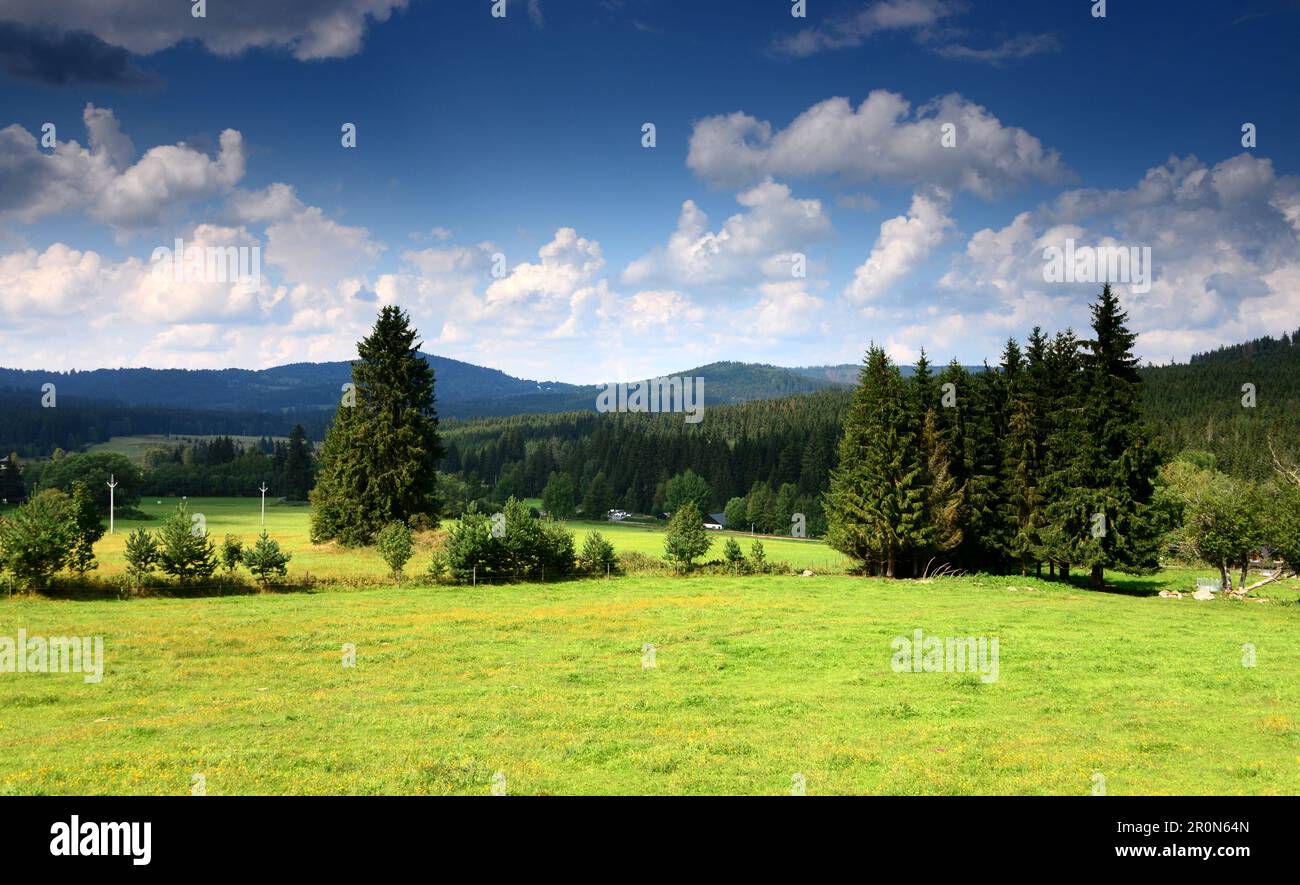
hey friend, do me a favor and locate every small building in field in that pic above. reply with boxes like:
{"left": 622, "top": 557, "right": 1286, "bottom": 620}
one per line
{"left": 703, "top": 513, "right": 725, "bottom": 530}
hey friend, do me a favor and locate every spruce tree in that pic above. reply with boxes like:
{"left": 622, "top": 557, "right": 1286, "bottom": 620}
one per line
{"left": 1042, "top": 287, "right": 1163, "bottom": 588}
{"left": 1002, "top": 332, "right": 1048, "bottom": 576}
{"left": 826, "top": 347, "right": 925, "bottom": 577}
{"left": 243, "top": 530, "right": 292, "bottom": 588}
{"left": 157, "top": 501, "right": 218, "bottom": 583}
{"left": 68, "top": 480, "right": 105, "bottom": 575}
{"left": 663, "top": 501, "right": 712, "bottom": 573}
{"left": 282, "top": 424, "right": 313, "bottom": 502}
{"left": 0, "top": 452, "right": 24, "bottom": 503}
{"left": 917, "top": 408, "right": 963, "bottom": 572}
{"left": 311, "top": 307, "right": 446, "bottom": 545}
{"left": 1038, "top": 328, "right": 1085, "bottom": 579}
{"left": 581, "top": 471, "right": 616, "bottom": 519}
{"left": 956, "top": 365, "right": 1008, "bottom": 572}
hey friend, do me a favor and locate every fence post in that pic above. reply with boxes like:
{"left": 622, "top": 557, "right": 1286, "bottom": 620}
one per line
{"left": 472, "top": 565, "right": 476, "bottom": 587}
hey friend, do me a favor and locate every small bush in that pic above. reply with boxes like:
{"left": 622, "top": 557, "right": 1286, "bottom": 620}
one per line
{"left": 616, "top": 550, "right": 671, "bottom": 575}
{"left": 578, "top": 531, "right": 617, "bottom": 575}
{"left": 221, "top": 534, "right": 244, "bottom": 575}
{"left": 723, "top": 537, "right": 746, "bottom": 574}
{"left": 157, "top": 502, "right": 218, "bottom": 583}
{"left": 243, "top": 530, "right": 291, "bottom": 588}
{"left": 426, "top": 549, "right": 452, "bottom": 583}
{"left": 124, "top": 527, "right": 160, "bottom": 589}
{"left": 0, "top": 489, "right": 76, "bottom": 589}
{"left": 377, "top": 521, "right": 414, "bottom": 583}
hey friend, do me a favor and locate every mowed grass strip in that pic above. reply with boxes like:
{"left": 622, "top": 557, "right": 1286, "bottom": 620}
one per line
{"left": 2, "top": 572, "right": 1297, "bottom": 795}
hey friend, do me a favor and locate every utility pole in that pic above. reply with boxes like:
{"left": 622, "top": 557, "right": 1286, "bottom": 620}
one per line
{"left": 259, "top": 482, "right": 269, "bottom": 527}
{"left": 106, "top": 474, "right": 118, "bottom": 534}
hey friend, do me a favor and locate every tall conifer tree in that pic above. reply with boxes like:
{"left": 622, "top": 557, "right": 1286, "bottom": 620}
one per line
{"left": 311, "top": 307, "right": 446, "bottom": 545}
{"left": 827, "top": 347, "right": 925, "bottom": 577}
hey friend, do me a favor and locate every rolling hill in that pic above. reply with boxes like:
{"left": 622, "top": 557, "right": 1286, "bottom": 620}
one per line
{"left": 0, "top": 354, "right": 841, "bottom": 420}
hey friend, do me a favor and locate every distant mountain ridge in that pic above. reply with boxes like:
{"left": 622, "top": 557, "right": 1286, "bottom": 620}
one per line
{"left": 0, "top": 354, "right": 845, "bottom": 420}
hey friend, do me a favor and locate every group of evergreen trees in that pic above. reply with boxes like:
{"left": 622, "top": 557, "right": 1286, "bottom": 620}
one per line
{"left": 439, "top": 392, "right": 844, "bottom": 521}
{"left": 0, "top": 389, "right": 331, "bottom": 459}
{"left": 7, "top": 429, "right": 315, "bottom": 506}
{"left": 0, "top": 483, "right": 101, "bottom": 587}
{"left": 135, "top": 427, "right": 315, "bottom": 499}
{"left": 828, "top": 286, "right": 1167, "bottom": 587}
{"left": 1140, "top": 330, "right": 1300, "bottom": 481}
{"left": 0, "top": 492, "right": 292, "bottom": 591}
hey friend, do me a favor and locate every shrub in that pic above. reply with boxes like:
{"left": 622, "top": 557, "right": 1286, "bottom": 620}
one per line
{"left": 538, "top": 517, "right": 577, "bottom": 577}
{"left": 723, "top": 537, "right": 746, "bottom": 573}
{"left": 498, "top": 496, "right": 574, "bottom": 579}
{"left": 68, "top": 480, "right": 105, "bottom": 576}
{"left": 442, "top": 498, "right": 577, "bottom": 582}
{"left": 442, "top": 504, "right": 501, "bottom": 581}
{"left": 243, "top": 530, "right": 291, "bottom": 587}
{"left": 663, "top": 502, "right": 711, "bottom": 573}
{"left": 124, "top": 527, "right": 160, "bottom": 589}
{"left": 750, "top": 541, "right": 768, "bottom": 573}
{"left": 220, "top": 534, "right": 244, "bottom": 576}
{"left": 578, "top": 531, "right": 617, "bottom": 575}
{"left": 427, "top": 549, "right": 452, "bottom": 582}
{"left": 377, "top": 521, "right": 414, "bottom": 583}
{"left": 0, "top": 489, "right": 76, "bottom": 589}
{"left": 157, "top": 501, "right": 218, "bottom": 583}
{"left": 615, "top": 550, "right": 671, "bottom": 574}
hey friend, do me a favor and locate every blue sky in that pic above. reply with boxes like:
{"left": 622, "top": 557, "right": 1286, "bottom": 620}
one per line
{"left": 1, "top": 0, "right": 1298, "bottom": 381}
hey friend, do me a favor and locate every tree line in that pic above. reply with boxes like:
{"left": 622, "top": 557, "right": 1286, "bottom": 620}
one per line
{"left": 4, "top": 427, "right": 314, "bottom": 506}
{"left": 0, "top": 493, "right": 291, "bottom": 592}
{"left": 825, "top": 285, "right": 1300, "bottom": 587}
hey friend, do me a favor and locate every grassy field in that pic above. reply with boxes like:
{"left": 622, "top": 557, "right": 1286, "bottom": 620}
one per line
{"left": 2, "top": 570, "right": 1297, "bottom": 795}
{"left": 45, "top": 497, "right": 851, "bottom": 583}
{"left": 2, "top": 497, "right": 1297, "bottom": 794}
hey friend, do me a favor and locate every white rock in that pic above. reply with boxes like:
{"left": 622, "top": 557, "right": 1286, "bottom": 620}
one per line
{"left": 1192, "top": 588, "right": 1215, "bottom": 601}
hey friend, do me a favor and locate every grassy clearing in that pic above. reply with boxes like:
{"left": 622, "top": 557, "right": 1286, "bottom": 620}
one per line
{"left": 87, "top": 436, "right": 291, "bottom": 464}
{"left": 2, "top": 499, "right": 1297, "bottom": 795}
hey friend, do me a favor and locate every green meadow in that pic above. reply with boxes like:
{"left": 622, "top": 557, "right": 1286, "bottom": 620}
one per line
{"left": 1, "top": 498, "right": 1297, "bottom": 795}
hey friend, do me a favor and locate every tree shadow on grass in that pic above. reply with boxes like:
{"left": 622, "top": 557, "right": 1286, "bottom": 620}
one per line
{"left": 3, "top": 576, "right": 314, "bottom": 601}
{"left": 1092, "top": 575, "right": 1166, "bottom": 598}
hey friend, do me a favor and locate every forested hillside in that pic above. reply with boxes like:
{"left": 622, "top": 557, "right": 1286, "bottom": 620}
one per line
{"left": 0, "top": 391, "right": 332, "bottom": 458}
{"left": 442, "top": 389, "right": 849, "bottom": 521}
{"left": 3, "top": 332, "right": 1295, "bottom": 502}
{"left": 435, "top": 327, "right": 1300, "bottom": 541}
{"left": 1139, "top": 329, "right": 1300, "bottom": 479}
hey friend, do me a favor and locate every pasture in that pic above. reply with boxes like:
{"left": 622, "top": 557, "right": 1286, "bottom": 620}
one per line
{"left": 2, "top": 497, "right": 1297, "bottom": 795}
{"left": 1, "top": 569, "right": 1297, "bottom": 795}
